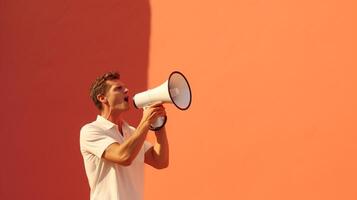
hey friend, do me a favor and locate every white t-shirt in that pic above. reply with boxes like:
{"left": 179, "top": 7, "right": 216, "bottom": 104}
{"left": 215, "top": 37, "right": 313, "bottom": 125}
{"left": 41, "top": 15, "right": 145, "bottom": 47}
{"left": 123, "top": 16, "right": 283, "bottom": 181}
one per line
{"left": 80, "top": 115, "right": 152, "bottom": 200}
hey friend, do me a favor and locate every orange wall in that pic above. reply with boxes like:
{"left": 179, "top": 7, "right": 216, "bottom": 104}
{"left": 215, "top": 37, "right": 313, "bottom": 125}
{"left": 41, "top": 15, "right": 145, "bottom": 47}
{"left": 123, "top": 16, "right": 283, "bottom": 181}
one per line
{"left": 1, "top": 0, "right": 356, "bottom": 200}
{"left": 145, "top": 0, "right": 357, "bottom": 200}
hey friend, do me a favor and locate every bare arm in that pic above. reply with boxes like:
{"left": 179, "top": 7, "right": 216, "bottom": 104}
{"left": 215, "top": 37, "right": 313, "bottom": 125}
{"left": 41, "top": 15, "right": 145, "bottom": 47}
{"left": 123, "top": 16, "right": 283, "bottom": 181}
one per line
{"left": 102, "top": 102, "right": 166, "bottom": 166}
{"left": 145, "top": 126, "right": 169, "bottom": 169}
{"left": 103, "top": 121, "right": 150, "bottom": 166}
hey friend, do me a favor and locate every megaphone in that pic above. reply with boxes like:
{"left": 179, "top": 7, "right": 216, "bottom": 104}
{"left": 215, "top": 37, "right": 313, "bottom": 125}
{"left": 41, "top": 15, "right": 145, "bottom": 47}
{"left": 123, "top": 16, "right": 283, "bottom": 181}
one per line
{"left": 133, "top": 71, "right": 192, "bottom": 131}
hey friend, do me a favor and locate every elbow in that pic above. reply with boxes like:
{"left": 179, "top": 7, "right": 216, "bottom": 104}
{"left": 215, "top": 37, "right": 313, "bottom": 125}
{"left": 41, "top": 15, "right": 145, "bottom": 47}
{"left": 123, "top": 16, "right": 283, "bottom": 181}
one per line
{"left": 120, "top": 159, "right": 132, "bottom": 166}
{"left": 117, "top": 154, "right": 133, "bottom": 166}
{"left": 155, "top": 160, "right": 169, "bottom": 169}
{"left": 158, "top": 164, "right": 169, "bottom": 169}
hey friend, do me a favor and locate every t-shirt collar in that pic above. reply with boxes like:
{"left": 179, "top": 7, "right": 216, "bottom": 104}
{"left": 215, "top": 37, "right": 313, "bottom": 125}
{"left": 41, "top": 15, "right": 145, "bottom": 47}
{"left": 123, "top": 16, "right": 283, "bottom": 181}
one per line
{"left": 96, "top": 115, "right": 118, "bottom": 130}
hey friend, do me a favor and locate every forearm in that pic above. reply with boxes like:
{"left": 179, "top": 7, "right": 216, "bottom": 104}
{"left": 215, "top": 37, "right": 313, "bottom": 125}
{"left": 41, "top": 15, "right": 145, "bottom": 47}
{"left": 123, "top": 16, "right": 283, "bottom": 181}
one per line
{"left": 153, "top": 127, "right": 169, "bottom": 167}
{"left": 118, "top": 120, "right": 150, "bottom": 163}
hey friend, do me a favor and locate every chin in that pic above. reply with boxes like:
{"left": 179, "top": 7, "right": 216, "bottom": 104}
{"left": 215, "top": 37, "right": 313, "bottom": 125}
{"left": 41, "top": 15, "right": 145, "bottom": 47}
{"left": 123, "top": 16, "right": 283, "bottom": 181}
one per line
{"left": 113, "top": 105, "right": 130, "bottom": 113}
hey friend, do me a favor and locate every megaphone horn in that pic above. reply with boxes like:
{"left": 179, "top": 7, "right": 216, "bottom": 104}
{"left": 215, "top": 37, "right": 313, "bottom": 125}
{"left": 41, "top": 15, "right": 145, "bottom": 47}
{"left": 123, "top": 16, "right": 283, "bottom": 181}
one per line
{"left": 133, "top": 71, "right": 192, "bottom": 130}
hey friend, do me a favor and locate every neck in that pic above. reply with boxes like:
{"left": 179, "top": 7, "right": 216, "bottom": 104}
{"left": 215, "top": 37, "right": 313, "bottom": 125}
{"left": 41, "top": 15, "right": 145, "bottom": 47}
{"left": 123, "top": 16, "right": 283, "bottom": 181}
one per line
{"left": 100, "top": 107, "right": 123, "bottom": 126}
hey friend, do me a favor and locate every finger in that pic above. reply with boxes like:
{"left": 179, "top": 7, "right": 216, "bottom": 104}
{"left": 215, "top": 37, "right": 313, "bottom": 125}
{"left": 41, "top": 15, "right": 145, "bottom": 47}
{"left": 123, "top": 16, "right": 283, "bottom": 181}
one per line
{"left": 157, "top": 109, "right": 166, "bottom": 115}
{"left": 149, "top": 101, "right": 164, "bottom": 108}
{"left": 153, "top": 111, "right": 166, "bottom": 119}
{"left": 152, "top": 107, "right": 164, "bottom": 113}
{"left": 149, "top": 110, "right": 166, "bottom": 119}
{"left": 149, "top": 109, "right": 162, "bottom": 117}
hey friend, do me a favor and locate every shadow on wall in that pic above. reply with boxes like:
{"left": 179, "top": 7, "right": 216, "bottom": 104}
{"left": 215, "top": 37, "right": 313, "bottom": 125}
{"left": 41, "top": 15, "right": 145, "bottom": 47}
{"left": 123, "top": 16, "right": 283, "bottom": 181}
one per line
{"left": 0, "top": 0, "right": 150, "bottom": 199}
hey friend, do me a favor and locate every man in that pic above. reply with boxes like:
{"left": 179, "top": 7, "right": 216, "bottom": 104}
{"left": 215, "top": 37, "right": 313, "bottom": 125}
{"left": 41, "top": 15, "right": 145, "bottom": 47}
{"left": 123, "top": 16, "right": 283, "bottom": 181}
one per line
{"left": 80, "top": 72, "right": 169, "bottom": 200}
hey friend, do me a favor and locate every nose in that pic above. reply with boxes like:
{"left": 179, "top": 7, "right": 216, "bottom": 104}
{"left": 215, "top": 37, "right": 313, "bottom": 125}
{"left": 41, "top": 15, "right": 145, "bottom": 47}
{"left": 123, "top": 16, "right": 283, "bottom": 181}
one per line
{"left": 124, "top": 87, "right": 129, "bottom": 94}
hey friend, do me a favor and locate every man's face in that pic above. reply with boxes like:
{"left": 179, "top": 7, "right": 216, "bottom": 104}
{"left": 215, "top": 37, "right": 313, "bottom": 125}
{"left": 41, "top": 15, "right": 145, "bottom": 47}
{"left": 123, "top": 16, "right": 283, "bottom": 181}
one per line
{"left": 103, "top": 79, "right": 130, "bottom": 112}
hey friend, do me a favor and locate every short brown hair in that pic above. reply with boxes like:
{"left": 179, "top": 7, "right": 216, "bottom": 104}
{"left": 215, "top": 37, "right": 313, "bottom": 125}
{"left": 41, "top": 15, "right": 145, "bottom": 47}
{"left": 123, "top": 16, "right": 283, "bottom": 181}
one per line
{"left": 90, "top": 71, "right": 120, "bottom": 110}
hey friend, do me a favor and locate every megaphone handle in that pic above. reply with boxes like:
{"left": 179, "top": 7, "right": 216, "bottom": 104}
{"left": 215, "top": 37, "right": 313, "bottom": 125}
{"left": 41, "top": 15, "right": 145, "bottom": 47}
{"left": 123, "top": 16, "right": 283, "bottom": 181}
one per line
{"left": 149, "top": 116, "right": 167, "bottom": 131}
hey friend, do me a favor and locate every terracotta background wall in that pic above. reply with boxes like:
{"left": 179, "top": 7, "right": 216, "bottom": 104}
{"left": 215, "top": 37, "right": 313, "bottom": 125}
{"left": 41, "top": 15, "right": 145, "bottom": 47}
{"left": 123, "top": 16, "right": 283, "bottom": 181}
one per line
{"left": 1, "top": 0, "right": 356, "bottom": 200}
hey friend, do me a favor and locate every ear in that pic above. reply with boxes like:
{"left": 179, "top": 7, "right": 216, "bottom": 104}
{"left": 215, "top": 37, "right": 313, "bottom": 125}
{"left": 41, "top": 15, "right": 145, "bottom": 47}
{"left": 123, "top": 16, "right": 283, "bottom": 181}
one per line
{"left": 97, "top": 94, "right": 107, "bottom": 103}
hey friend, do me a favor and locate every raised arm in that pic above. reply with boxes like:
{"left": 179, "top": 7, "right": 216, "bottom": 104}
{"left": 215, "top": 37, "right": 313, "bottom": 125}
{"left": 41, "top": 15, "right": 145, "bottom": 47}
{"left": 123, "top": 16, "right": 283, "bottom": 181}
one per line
{"left": 102, "top": 102, "right": 166, "bottom": 166}
{"left": 144, "top": 126, "right": 169, "bottom": 169}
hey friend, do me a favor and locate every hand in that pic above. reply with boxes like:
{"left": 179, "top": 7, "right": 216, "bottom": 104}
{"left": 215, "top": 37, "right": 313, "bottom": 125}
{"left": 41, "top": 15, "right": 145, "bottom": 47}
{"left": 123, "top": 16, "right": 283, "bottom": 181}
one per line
{"left": 141, "top": 102, "right": 166, "bottom": 126}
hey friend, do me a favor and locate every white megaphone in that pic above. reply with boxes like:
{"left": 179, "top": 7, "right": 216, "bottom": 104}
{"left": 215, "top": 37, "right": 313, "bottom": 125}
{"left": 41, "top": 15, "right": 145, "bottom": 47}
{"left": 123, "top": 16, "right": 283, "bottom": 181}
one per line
{"left": 133, "top": 71, "right": 192, "bottom": 131}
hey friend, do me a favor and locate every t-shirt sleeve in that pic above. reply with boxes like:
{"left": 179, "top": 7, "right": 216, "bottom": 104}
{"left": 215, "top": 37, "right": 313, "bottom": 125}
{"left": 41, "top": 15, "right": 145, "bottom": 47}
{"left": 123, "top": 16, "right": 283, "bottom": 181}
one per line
{"left": 80, "top": 125, "right": 117, "bottom": 158}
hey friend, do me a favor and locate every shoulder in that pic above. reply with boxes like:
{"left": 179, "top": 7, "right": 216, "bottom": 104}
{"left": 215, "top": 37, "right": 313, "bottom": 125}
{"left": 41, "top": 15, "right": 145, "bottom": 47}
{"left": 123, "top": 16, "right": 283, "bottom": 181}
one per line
{"left": 80, "top": 121, "right": 105, "bottom": 139}
{"left": 80, "top": 121, "right": 98, "bottom": 132}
